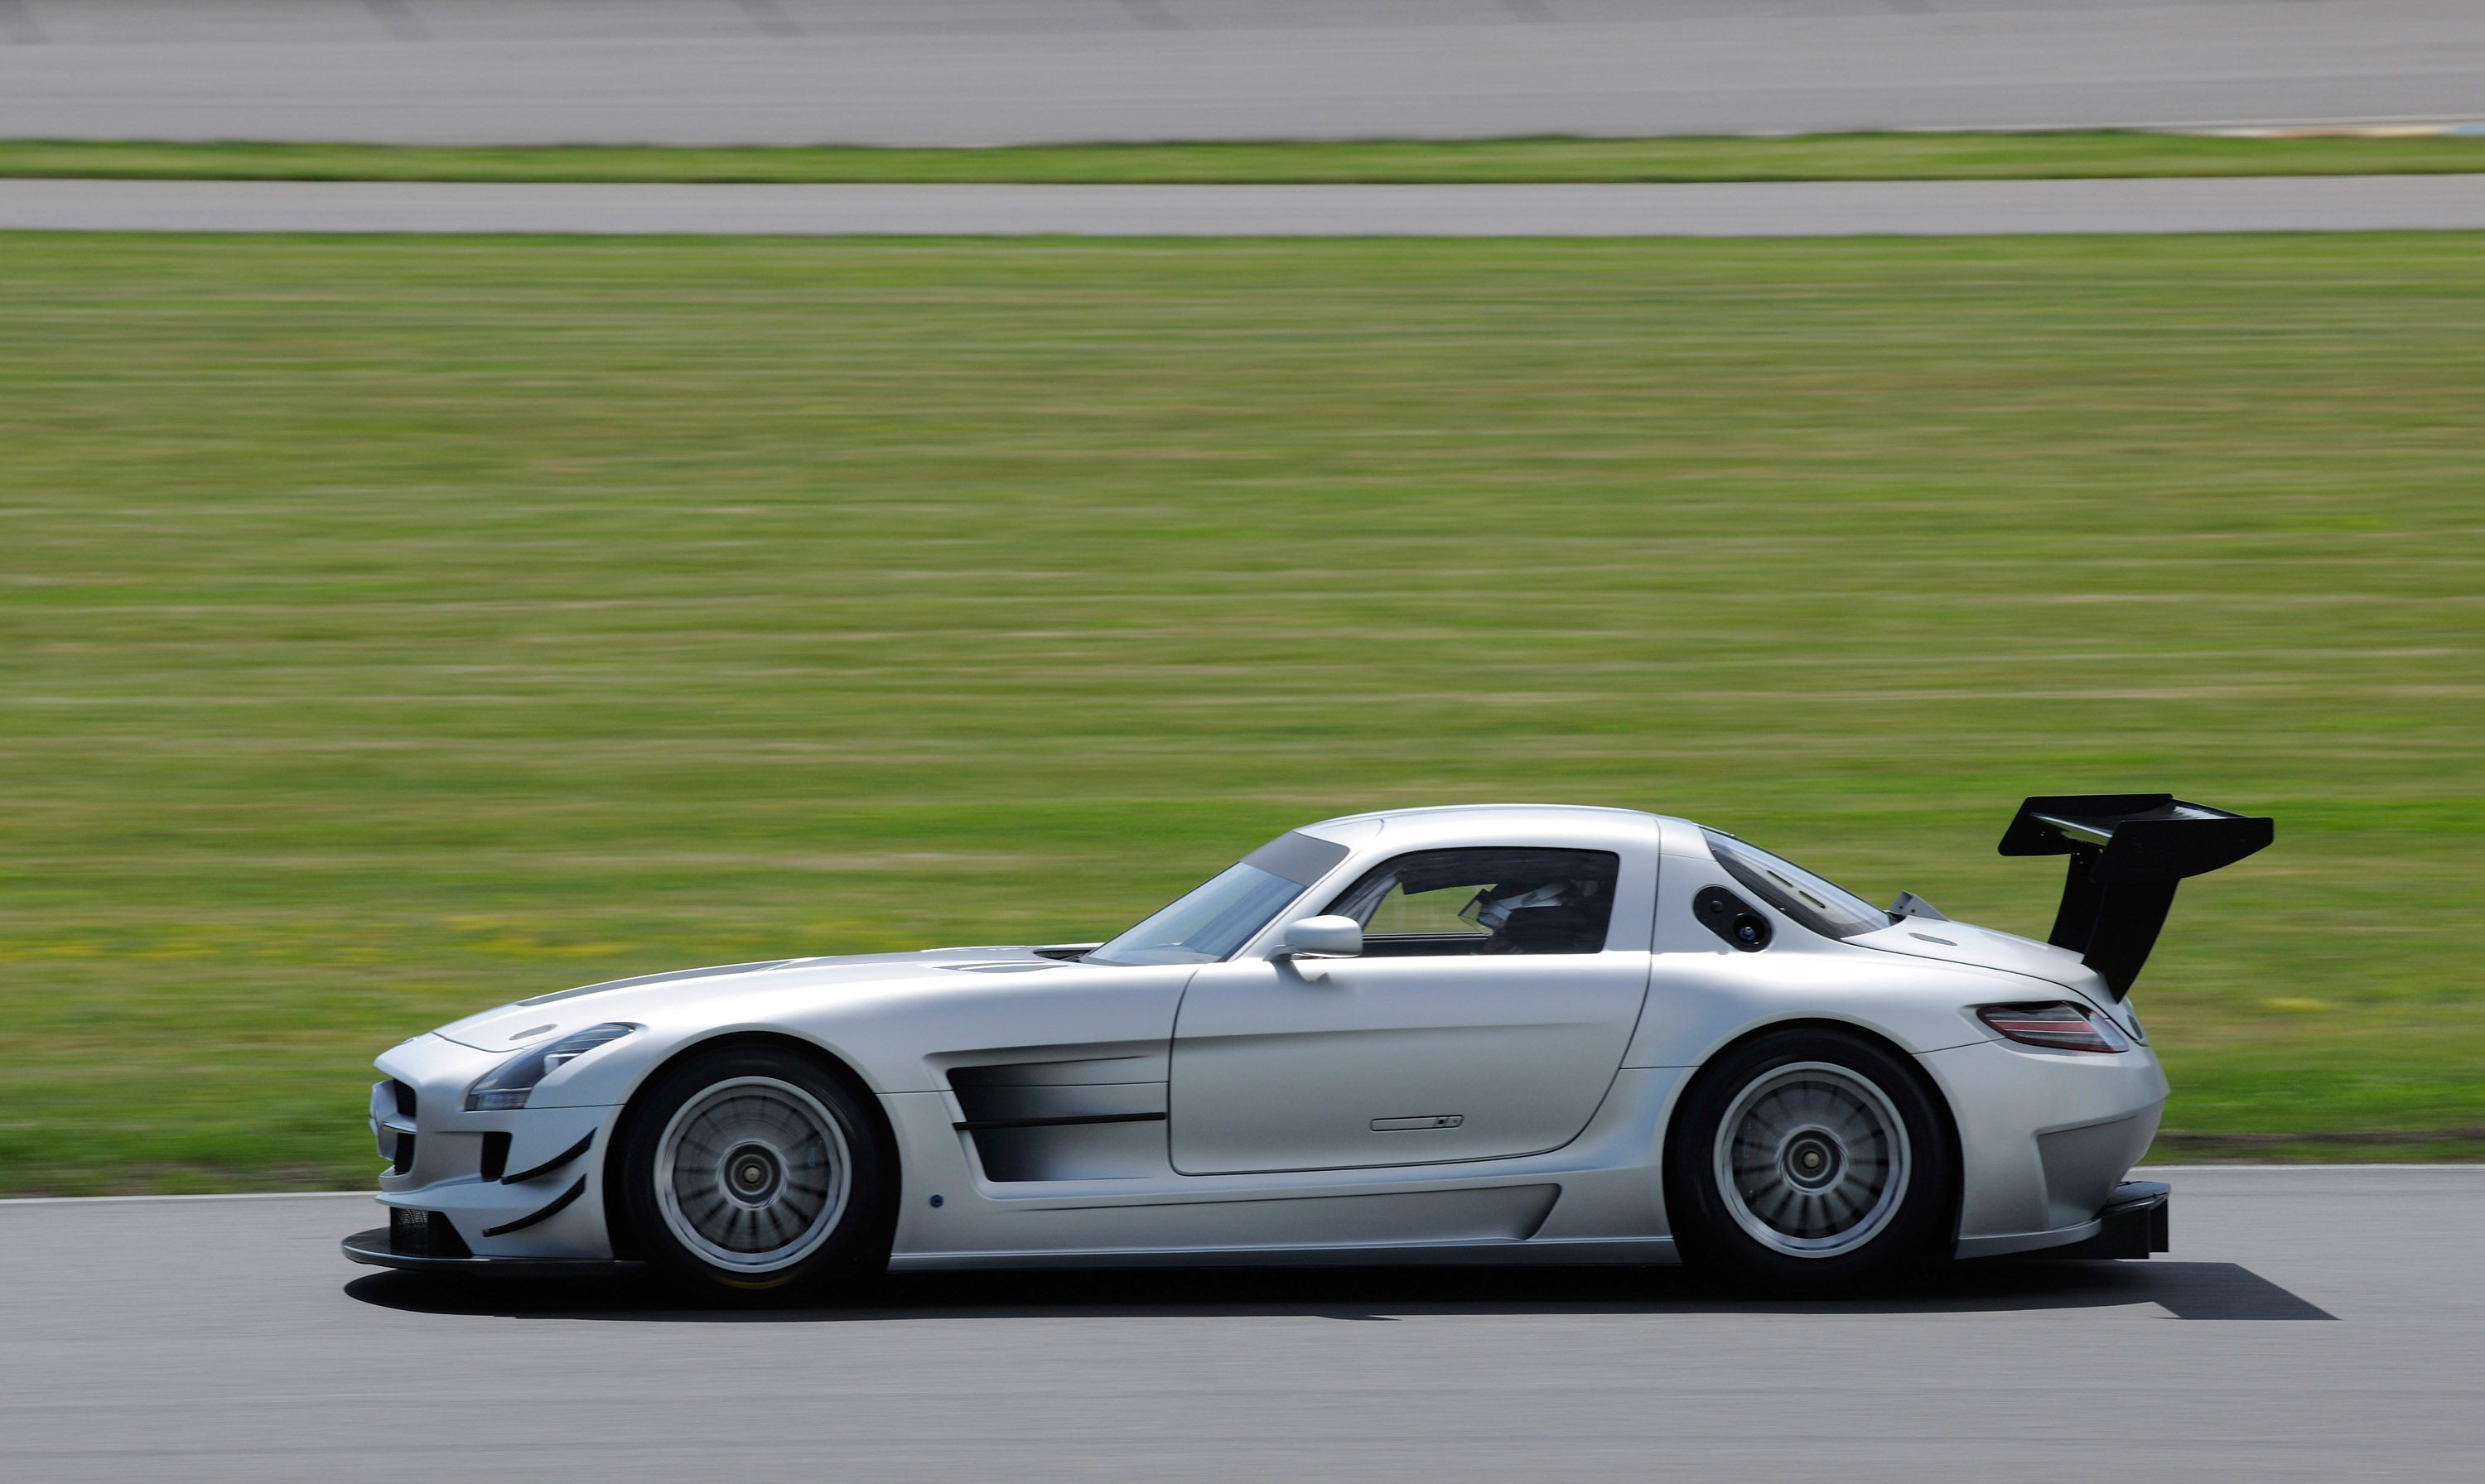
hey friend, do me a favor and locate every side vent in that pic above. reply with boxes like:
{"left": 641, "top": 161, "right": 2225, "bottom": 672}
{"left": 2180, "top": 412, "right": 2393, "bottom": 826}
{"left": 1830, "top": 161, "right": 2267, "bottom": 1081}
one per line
{"left": 948, "top": 1059, "right": 1168, "bottom": 1182}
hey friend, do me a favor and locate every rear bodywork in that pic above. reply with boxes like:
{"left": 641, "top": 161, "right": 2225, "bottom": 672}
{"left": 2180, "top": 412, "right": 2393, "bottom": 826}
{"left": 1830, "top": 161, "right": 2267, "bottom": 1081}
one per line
{"left": 351, "top": 798, "right": 2264, "bottom": 1276}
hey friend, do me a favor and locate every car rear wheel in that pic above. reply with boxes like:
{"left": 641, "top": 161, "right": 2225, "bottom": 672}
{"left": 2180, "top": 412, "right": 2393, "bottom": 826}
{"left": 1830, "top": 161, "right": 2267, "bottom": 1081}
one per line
{"left": 620, "top": 1044, "right": 892, "bottom": 1301}
{"left": 1666, "top": 1028, "right": 1954, "bottom": 1293}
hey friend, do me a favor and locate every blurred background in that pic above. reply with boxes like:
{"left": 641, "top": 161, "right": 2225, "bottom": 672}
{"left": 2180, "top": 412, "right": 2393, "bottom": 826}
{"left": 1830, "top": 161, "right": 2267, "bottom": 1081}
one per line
{"left": 2, "top": 0, "right": 2482, "bottom": 1195}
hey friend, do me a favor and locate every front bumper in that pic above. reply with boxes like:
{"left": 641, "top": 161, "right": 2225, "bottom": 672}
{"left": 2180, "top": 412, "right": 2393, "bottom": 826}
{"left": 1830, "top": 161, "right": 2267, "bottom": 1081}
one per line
{"left": 369, "top": 1034, "right": 622, "bottom": 1261}
{"left": 343, "top": 1207, "right": 643, "bottom": 1279}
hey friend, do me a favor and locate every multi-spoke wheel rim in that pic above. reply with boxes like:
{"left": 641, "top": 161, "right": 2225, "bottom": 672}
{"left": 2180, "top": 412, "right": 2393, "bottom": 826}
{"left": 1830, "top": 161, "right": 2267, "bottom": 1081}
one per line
{"left": 654, "top": 1077, "right": 850, "bottom": 1274}
{"left": 1713, "top": 1061, "right": 1911, "bottom": 1260}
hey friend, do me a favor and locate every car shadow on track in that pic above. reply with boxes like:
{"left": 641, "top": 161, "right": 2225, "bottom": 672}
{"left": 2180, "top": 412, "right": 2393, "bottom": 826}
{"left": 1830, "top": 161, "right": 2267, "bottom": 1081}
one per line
{"left": 345, "top": 1257, "right": 2334, "bottom": 1323}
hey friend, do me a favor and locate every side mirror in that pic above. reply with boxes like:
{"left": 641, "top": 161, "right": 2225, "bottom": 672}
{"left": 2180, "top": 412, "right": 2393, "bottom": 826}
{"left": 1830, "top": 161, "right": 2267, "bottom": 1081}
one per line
{"left": 1278, "top": 915, "right": 1363, "bottom": 960}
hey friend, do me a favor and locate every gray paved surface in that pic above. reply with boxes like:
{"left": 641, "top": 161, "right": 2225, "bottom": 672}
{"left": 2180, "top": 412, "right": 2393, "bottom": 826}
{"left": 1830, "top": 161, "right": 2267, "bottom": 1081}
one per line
{"left": 11, "top": 174, "right": 2485, "bottom": 236}
{"left": 0, "top": 1167, "right": 2478, "bottom": 1482}
{"left": 0, "top": 0, "right": 2478, "bottom": 147}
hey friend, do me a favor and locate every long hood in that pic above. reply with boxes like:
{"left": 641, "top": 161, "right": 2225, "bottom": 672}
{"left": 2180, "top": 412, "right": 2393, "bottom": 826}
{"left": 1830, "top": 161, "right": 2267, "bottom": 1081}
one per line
{"left": 428, "top": 944, "right": 1061, "bottom": 1052}
{"left": 1848, "top": 918, "right": 2111, "bottom": 1000}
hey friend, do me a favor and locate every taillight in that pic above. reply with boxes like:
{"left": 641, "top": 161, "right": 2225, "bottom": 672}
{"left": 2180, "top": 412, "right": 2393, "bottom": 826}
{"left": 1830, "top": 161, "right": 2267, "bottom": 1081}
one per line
{"left": 1977, "top": 1001, "right": 2133, "bottom": 1053}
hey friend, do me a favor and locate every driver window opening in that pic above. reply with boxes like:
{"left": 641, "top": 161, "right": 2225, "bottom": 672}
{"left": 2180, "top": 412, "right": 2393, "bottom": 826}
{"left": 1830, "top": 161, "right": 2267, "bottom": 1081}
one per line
{"left": 1324, "top": 847, "right": 1620, "bottom": 956}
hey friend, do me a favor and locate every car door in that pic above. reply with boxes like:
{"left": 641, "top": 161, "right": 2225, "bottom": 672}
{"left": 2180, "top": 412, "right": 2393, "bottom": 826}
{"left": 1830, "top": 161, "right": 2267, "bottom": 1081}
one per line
{"left": 1168, "top": 845, "right": 1653, "bottom": 1175}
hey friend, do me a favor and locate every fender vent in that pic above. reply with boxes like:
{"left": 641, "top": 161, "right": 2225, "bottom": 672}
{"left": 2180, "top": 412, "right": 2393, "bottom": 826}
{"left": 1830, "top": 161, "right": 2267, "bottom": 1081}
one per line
{"left": 947, "top": 1062, "right": 1169, "bottom": 1182}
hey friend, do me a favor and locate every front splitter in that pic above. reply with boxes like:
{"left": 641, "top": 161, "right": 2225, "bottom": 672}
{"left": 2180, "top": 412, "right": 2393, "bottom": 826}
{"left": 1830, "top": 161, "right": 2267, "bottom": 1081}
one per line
{"left": 343, "top": 1226, "right": 644, "bottom": 1280}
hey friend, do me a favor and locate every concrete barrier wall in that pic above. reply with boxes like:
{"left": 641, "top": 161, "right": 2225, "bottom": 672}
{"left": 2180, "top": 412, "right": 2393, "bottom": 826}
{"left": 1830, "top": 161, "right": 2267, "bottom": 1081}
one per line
{"left": 0, "top": 0, "right": 2478, "bottom": 145}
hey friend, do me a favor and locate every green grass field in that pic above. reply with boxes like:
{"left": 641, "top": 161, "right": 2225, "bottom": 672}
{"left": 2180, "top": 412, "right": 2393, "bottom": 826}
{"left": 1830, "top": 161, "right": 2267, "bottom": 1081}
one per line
{"left": 2, "top": 231, "right": 2479, "bottom": 1194}
{"left": 6, "top": 131, "right": 2485, "bottom": 185}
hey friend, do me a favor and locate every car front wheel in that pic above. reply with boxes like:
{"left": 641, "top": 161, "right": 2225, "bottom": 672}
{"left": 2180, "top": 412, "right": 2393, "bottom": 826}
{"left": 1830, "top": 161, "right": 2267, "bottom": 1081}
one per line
{"left": 619, "top": 1043, "right": 892, "bottom": 1300}
{"left": 1666, "top": 1028, "right": 1954, "bottom": 1293}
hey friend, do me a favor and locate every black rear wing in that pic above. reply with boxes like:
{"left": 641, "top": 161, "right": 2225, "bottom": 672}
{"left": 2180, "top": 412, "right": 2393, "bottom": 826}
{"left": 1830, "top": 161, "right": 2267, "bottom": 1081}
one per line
{"left": 1998, "top": 794, "right": 2273, "bottom": 999}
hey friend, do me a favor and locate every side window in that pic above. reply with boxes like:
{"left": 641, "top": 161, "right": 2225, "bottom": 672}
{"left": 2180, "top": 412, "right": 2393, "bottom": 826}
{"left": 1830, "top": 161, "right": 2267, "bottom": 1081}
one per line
{"left": 1324, "top": 847, "right": 1621, "bottom": 956}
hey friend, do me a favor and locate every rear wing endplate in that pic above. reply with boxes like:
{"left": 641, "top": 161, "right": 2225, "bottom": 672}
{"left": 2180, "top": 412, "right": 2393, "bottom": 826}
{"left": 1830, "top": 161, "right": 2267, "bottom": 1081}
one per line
{"left": 1998, "top": 794, "right": 2273, "bottom": 999}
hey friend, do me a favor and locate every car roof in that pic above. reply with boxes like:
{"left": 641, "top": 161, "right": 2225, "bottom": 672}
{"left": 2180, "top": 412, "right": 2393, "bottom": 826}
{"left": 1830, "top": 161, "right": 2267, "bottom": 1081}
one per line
{"left": 1297, "top": 802, "right": 1679, "bottom": 851}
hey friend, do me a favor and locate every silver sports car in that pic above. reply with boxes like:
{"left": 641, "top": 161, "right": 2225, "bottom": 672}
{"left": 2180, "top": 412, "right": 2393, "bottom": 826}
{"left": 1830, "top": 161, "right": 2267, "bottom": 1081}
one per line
{"left": 346, "top": 794, "right": 2270, "bottom": 1295}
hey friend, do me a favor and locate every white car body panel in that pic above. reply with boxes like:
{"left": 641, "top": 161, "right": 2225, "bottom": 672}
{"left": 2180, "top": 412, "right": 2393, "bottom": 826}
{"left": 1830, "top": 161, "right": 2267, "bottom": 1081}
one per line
{"left": 366, "top": 803, "right": 2172, "bottom": 1270}
{"left": 1168, "top": 952, "right": 1652, "bottom": 1173}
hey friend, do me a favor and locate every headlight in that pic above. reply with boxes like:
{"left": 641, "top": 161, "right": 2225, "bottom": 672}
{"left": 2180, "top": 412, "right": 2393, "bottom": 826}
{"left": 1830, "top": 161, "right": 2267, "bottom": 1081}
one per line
{"left": 464, "top": 1023, "right": 638, "bottom": 1111}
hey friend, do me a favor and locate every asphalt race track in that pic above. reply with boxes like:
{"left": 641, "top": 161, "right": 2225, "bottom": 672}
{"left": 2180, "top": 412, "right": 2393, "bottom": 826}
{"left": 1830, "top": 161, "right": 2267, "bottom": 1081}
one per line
{"left": 0, "top": 0, "right": 2479, "bottom": 147}
{"left": 1, "top": 1166, "right": 2477, "bottom": 1482}
{"left": 10, "top": 174, "right": 2485, "bottom": 236}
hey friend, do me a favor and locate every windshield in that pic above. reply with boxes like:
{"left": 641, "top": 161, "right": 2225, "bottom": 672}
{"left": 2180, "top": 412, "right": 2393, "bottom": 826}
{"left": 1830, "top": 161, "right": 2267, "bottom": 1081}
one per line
{"left": 1701, "top": 828, "right": 1892, "bottom": 940}
{"left": 1088, "top": 863, "right": 1309, "bottom": 966}
{"left": 1088, "top": 829, "right": 1354, "bottom": 966}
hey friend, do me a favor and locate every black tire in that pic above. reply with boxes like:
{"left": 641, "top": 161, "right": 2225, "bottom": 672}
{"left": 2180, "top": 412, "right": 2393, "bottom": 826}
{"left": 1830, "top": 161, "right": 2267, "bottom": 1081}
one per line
{"left": 618, "top": 1043, "right": 894, "bottom": 1303}
{"left": 1664, "top": 1027, "right": 1955, "bottom": 1294}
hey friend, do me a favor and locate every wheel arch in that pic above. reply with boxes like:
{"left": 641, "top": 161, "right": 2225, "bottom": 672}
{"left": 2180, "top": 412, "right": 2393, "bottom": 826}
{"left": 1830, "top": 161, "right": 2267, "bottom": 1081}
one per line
{"left": 600, "top": 1029, "right": 900, "bottom": 1261}
{"left": 1658, "top": 1015, "right": 1966, "bottom": 1252}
